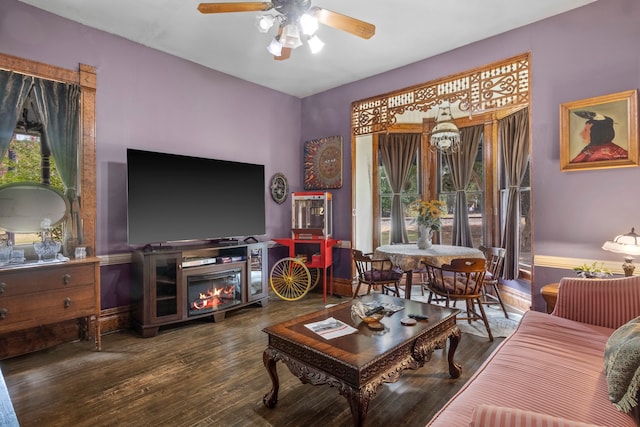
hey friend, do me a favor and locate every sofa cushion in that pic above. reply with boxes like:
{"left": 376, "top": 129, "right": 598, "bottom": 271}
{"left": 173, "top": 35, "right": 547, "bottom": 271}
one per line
{"left": 469, "top": 404, "right": 606, "bottom": 427}
{"left": 429, "top": 275, "right": 480, "bottom": 295}
{"left": 363, "top": 268, "right": 403, "bottom": 282}
{"left": 604, "top": 315, "right": 640, "bottom": 412}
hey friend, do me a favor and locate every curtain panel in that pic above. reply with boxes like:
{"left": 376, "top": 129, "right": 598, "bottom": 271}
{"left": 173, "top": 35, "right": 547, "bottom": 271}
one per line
{"left": 444, "top": 125, "right": 483, "bottom": 247}
{"left": 33, "top": 79, "right": 82, "bottom": 245}
{"left": 379, "top": 133, "right": 420, "bottom": 244}
{"left": 0, "top": 71, "right": 33, "bottom": 161}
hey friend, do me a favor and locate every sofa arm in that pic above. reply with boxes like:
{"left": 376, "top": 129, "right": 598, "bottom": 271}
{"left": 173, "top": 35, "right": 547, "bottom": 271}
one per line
{"left": 551, "top": 275, "right": 640, "bottom": 329}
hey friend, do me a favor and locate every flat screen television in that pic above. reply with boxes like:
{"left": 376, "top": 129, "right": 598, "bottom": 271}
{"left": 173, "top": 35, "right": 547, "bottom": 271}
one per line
{"left": 126, "top": 148, "right": 265, "bottom": 246}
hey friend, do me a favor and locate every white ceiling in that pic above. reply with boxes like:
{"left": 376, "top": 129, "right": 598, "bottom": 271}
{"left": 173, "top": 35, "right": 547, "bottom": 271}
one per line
{"left": 19, "top": 0, "right": 595, "bottom": 98}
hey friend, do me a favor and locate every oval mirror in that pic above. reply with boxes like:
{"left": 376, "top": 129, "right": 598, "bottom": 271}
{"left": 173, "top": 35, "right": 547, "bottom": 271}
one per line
{"left": 0, "top": 183, "right": 69, "bottom": 232}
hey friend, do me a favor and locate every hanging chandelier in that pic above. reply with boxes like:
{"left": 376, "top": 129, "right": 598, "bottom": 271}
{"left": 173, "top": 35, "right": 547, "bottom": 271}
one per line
{"left": 430, "top": 104, "right": 461, "bottom": 153}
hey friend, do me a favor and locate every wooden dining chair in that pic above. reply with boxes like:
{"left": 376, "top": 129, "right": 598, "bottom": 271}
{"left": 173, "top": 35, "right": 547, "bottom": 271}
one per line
{"left": 423, "top": 257, "right": 493, "bottom": 341}
{"left": 478, "top": 245, "right": 509, "bottom": 318}
{"left": 351, "top": 249, "right": 403, "bottom": 298}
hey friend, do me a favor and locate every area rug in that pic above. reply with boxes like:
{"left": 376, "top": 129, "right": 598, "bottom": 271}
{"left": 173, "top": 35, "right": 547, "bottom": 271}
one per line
{"left": 413, "top": 296, "right": 523, "bottom": 338}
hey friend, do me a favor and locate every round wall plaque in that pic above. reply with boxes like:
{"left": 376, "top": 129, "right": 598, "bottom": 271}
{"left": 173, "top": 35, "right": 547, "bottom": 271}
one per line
{"left": 270, "top": 173, "right": 289, "bottom": 204}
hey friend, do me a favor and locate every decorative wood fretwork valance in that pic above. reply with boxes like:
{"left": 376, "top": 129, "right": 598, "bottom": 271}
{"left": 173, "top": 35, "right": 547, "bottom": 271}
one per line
{"left": 351, "top": 53, "right": 530, "bottom": 136}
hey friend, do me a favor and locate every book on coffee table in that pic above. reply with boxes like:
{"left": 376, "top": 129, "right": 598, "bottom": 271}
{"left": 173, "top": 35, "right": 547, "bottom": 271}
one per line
{"left": 305, "top": 317, "right": 357, "bottom": 340}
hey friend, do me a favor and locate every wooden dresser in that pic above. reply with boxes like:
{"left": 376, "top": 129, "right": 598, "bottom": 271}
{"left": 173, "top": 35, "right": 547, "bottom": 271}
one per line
{"left": 0, "top": 258, "right": 101, "bottom": 356}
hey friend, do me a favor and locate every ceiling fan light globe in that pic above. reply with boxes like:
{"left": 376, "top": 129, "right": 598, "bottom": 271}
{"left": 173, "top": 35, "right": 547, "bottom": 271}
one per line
{"left": 299, "top": 14, "right": 319, "bottom": 36}
{"left": 307, "top": 35, "right": 324, "bottom": 54}
{"left": 267, "top": 37, "right": 283, "bottom": 56}
{"left": 280, "top": 24, "right": 302, "bottom": 49}
{"left": 255, "top": 15, "right": 275, "bottom": 33}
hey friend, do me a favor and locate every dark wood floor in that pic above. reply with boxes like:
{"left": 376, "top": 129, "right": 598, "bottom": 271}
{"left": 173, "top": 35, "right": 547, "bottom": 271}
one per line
{"left": 1, "top": 291, "right": 504, "bottom": 427}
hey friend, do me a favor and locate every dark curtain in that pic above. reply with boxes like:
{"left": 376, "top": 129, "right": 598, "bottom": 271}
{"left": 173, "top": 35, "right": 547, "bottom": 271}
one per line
{"left": 443, "top": 125, "right": 483, "bottom": 247}
{"left": 33, "top": 79, "right": 82, "bottom": 244}
{"left": 379, "top": 133, "right": 420, "bottom": 244}
{"left": 499, "top": 108, "right": 530, "bottom": 279}
{"left": 0, "top": 71, "right": 33, "bottom": 160}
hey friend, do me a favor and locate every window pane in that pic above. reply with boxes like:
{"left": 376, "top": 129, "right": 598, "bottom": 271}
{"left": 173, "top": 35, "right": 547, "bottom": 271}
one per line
{"left": 519, "top": 162, "right": 532, "bottom": 267}
{"left": 499, "top": 162, "right": 532, "bottom": 270}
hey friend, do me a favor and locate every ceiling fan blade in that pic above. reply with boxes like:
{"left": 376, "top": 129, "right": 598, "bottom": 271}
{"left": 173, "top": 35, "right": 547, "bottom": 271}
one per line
{"left": 311, "top": 7, "right": 375, "bottom": 39}
{"left": 197, "top": 2, "right": 272, "bottom": 14}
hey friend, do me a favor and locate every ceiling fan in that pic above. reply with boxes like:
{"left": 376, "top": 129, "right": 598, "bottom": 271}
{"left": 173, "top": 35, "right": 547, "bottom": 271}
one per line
{"left": 197, "top": 1, "right": 375, "bottom": 60}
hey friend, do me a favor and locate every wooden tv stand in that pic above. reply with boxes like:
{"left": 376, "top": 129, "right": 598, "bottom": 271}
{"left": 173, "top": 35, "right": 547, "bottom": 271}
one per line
{"left": 131, "top": 241, "right": 268, "bottom": 338}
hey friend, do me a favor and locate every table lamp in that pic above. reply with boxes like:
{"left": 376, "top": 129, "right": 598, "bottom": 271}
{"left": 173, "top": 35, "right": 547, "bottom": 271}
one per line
{"left": 602, "top": 228, "right": 640, "bottom": 276}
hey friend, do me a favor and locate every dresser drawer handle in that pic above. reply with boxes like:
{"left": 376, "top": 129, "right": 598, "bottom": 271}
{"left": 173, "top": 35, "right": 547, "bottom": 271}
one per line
{"left": 63, "top": 274, "right": 71, "bottom": 285}
{"left": 0, "top": 308, "right": 7, "bottom": 319}
{"left": 64, "top": 297, "right": 72, "bottom": 308}
{"left": 0, "top": 282, "right": 5, "bottom": 294}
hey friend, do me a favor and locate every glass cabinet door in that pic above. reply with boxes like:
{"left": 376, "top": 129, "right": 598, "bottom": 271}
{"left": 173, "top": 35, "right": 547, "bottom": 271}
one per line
{"left": 248, "top": 243, "right": 267, "bottom": 301}
{"left": 149, "top": 253, "right": 182, "bottom": 321}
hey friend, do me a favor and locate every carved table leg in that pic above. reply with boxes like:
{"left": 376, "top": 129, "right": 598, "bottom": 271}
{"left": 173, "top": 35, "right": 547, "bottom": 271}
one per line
{"left": 262, "top": 347, "right": 280, "bottom": 408}
{"left": 447, "top": 330, "right": 462, "bottom": 378}
{"left": 343, "top": 388, "right": 370, "bottom": 427}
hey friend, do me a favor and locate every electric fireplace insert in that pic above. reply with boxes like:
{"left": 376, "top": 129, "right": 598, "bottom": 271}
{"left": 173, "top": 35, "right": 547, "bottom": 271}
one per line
{"left": 186, "top": 267, "right": 242, "bottom": 317}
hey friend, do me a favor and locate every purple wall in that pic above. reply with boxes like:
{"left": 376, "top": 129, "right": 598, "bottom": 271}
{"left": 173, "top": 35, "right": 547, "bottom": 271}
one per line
{"left": 302, "top": 0, "right": 640, "bottom": 310}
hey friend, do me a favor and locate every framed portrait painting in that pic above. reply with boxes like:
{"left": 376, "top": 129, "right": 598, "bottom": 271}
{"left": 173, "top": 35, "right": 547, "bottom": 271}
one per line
{"left": 304, "top": 136, "right": 343, "bottom": 189}
{"left": 560, "top": 89, "right": 638, "bottom": 171}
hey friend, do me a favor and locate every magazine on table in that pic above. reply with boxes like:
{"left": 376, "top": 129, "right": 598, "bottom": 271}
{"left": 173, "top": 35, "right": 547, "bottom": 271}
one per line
{"left": 305, "top": 317, "right": 357, "bottom": 340}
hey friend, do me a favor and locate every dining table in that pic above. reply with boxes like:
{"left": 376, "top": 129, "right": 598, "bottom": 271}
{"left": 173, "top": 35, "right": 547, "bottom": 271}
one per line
{"left": 374, "top": 243, "right": 485, "bottom": 299}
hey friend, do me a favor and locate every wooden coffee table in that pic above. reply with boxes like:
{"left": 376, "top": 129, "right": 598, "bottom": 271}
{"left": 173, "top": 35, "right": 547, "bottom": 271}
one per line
{"left": 262, "top": 294, "right": 461, "bottom": 426}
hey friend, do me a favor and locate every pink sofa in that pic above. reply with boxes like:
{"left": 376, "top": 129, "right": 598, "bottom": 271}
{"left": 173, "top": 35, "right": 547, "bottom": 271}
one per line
{"left": 428, "top": 276, "right": 640, "bottom": 427}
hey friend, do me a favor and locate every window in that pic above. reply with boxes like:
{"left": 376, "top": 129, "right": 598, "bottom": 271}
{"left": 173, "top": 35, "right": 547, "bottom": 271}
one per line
{"left": 351, "top": 53, "right": 531, "bottom": 279}
{"left": 0, "top": 53, "right": 97, "bottom": 256}
{"left": 500, "top": 161, "right": 532, "bottom": 269}
{"left": 374, "top": 113, "right": 531, "bottom": 276}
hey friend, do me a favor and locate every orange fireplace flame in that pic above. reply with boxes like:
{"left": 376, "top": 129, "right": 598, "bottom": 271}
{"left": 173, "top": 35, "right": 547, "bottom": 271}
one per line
{"left": 190, "top": 285, "right": 235, "bottom": 311}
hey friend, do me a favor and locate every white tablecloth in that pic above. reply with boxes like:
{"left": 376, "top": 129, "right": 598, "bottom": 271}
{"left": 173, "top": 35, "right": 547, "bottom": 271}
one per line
{"left": 374, "top": 244, "right": 485, "bottom": 271}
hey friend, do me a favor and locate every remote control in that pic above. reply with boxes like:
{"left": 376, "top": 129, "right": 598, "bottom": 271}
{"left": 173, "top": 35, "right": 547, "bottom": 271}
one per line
{"left": 408, "top": 314, "right": 429, "bottom": 321}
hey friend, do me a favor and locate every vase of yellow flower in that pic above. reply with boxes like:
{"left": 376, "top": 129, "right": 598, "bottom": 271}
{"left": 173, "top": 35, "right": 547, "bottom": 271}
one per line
{"left": 415, "top": 199, "right": 447, "bottom": 249}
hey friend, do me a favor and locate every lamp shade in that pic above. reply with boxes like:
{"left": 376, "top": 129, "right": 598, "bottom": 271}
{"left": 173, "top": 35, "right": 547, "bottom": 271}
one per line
{"left": 430, "top": 122, "right": 460, "bottom": 151}
{"left": 266, "top": 37, "right": 283, "bottom": 56}
{"left": 307, "top": 35, "right": 324, "bottom": 54}
{"left": 280, "top": 24, "right": 302, "bottom": 49}
{"left": 430, "top": 105, "right": 460, "bottom": 153}
{"left": 299, "top": 14, "right": 318, "bottom": 36}
{"left": 602, "top": 228, "right": 640, "bottom": 256}
{"left": 255, "top": 15, "right": 275, "bottom": 33}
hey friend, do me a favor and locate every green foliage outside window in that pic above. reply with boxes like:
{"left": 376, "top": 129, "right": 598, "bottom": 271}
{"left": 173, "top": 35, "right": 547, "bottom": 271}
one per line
{"left": 0, "top": 138, "right": 63, "bottom": 189}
